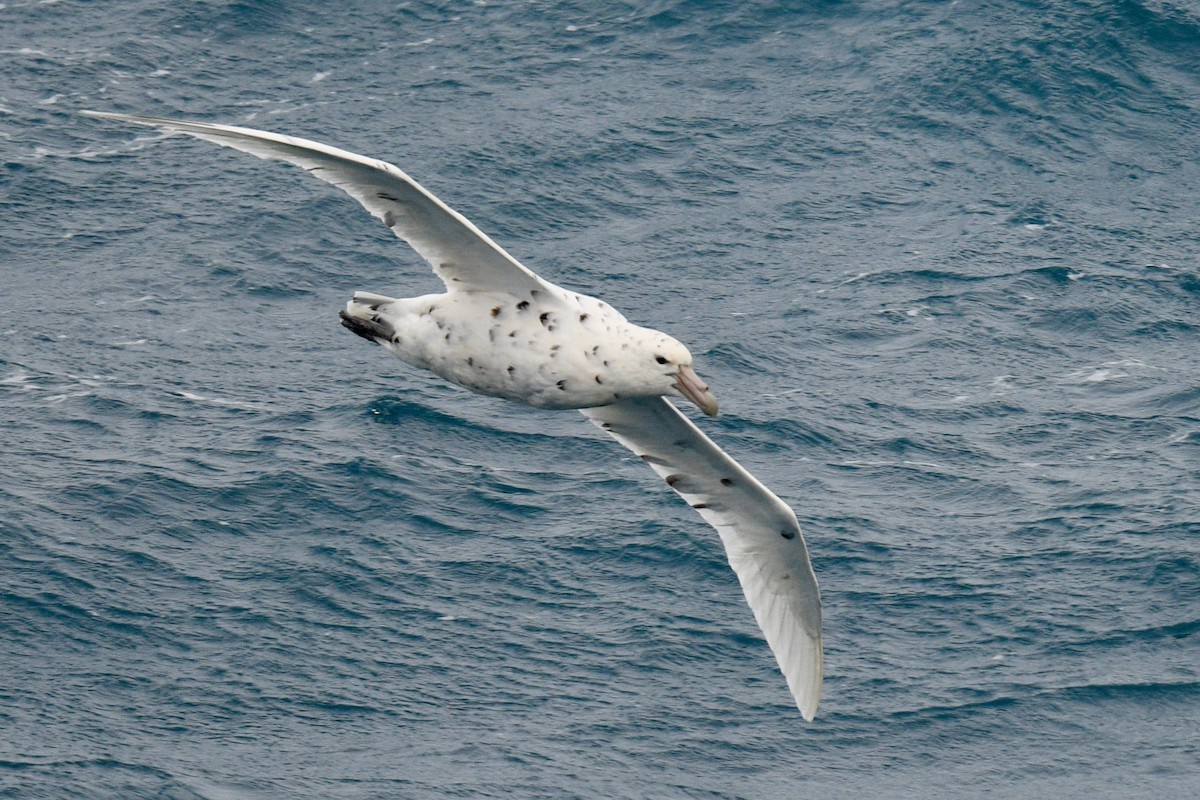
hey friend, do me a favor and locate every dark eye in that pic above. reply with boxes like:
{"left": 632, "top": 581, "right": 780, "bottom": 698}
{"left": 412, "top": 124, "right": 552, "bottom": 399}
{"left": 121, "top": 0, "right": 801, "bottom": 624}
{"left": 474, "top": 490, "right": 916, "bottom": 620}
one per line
{"left": 655, "top": 355, "right": 669, "bottom": 365}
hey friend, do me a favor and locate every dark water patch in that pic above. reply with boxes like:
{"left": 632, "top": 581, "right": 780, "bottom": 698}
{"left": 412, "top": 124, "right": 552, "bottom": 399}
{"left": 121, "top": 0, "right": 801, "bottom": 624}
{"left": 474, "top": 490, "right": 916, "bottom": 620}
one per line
{"left": 1048, "top": 679, "right": 1200, "bottom": 709}
{"left": 1131, "top": 318, "right": 1199, "bottom": 340}
{"left": 0, "top": 757, "right": 212, "bottom": 800}
{"left": 367, "top": 395, "right": 492, "bottom": 433}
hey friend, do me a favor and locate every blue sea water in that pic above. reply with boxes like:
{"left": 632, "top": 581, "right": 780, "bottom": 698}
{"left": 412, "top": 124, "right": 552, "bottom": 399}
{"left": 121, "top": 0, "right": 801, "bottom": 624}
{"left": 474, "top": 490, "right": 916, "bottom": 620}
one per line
{"left": 3, "top": 0, "right": 1199, "bottom": 797}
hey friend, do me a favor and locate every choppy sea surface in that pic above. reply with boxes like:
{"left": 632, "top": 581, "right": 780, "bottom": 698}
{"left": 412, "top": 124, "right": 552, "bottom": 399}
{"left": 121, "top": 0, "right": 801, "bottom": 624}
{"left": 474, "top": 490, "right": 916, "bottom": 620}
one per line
{"left": 3, "top": 1, "right": 1199, "bottom": 798}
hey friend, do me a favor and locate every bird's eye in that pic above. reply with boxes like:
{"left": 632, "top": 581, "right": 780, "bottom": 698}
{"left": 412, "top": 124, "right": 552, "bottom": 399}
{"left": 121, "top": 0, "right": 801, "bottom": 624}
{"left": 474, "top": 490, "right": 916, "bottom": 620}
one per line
{"left": 655, "top": 355, "right": 669, "bottom": 365}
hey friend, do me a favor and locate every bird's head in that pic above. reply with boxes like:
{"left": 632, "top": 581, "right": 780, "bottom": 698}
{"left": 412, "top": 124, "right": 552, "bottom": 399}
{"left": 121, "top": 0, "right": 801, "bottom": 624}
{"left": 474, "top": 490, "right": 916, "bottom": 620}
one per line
{"left": 636, "top": 332, "right": 719, "bottom": 417}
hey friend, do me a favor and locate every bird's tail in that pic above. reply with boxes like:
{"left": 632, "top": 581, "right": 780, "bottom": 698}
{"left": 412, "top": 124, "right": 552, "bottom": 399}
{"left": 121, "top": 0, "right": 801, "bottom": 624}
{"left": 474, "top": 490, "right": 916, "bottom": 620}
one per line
{"left": 339, "top": 292, "right": 399, "bottom": 344}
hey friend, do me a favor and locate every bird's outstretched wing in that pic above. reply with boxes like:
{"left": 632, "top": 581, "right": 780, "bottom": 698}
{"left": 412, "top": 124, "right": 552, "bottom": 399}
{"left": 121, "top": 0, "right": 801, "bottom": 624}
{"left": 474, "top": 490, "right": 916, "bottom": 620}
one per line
{"left": 581, "top": 397, "right": 822, "bottom": 720}
{"left": 82, "top": 111, "right": 558, "bottom": 298}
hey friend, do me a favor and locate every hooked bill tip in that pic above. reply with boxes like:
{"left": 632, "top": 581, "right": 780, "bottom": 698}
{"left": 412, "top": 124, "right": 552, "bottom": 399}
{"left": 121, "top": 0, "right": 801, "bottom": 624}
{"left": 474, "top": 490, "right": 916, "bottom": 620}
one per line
{"left": 674, "top": 365, "right": 719, "bottom": 416}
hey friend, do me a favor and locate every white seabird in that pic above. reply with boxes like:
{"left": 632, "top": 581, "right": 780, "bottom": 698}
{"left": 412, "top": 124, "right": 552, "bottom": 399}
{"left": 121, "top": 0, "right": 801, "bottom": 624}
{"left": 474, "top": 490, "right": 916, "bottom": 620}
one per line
{"left": 82, "top": 110, "right": 824, "bottom": 720}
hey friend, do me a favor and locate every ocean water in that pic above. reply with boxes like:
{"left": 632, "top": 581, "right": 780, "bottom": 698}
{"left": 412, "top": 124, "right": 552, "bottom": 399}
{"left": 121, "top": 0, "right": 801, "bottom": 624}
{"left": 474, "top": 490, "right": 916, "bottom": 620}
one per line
{"left": 2, "top": 0, "right": 1199, "bottom": 797}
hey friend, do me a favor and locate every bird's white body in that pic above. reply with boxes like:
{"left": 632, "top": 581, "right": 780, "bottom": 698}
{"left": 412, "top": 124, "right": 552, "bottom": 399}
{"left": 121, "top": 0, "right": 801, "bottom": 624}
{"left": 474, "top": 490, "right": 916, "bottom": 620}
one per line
{"left": 347, "top": 288, "right": 691, "bottom": 411}
{"left": 84, "top": 110, "right": 824, "bottom": 721}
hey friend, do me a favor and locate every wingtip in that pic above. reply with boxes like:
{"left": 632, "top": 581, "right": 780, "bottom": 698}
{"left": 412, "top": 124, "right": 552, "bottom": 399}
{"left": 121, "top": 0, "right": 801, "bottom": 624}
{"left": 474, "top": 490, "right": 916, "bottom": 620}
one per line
{"left": 81, "top": 109, "right": 171, "bottom": 126}
{"left": 80, "top": 109, "right": 124, "bottom": 120}
{"left": 778, "top": 631, "right": 823, "bottom": 722}
{"left": 80, "top": 110, "right": 162, "bottom": 128}
{"left": 791, "top": 672, "right": 821, "bottom": 722}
